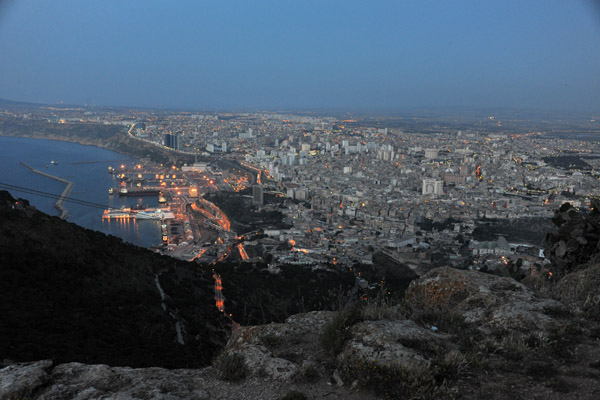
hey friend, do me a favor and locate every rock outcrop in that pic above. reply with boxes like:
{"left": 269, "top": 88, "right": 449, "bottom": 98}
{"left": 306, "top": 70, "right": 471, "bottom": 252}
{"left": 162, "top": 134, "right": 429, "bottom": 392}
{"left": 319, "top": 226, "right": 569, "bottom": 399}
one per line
{"left": 339, "top": 319, "right": 446, "bottom": 371}
{"left": 545, "top": 200, "right": 600, "bottom": 275}
{"left": 404, "top": 266, "right": 565, "bottom": 334}
{"left": 0, "top": 359, "right": 367, "bottom": 400}
{"left": 224, "top": 311, "right": 333, "bottom": 381}
{"left": 0, "top": 360, "right": 52, "bottom": 400}
{"left": 554, "top": 265, "right": 600, "bottom": 313}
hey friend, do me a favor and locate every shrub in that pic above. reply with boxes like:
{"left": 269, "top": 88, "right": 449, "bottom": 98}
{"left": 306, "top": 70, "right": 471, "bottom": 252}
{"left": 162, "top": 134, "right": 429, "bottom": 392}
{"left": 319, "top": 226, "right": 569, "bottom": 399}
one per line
{"left": 320, "top": 303, "right": 361, "bottom": 358}
{"left": 214, "top": 352, "right": 249, "bottom": 382}
{"left": 361, "top": 290, "right": 404, "bottom": 321}
{"left": 432, "top": 349, "right": 469, "bottom": 381}
{"left": 295, "top": 362, "right": 322, "bottom": 383}
{"left": 497, "top": 332, "right": 528, "bottom": 361}
{"left": 403, "top": 302, "right": 469, "bottom": 334}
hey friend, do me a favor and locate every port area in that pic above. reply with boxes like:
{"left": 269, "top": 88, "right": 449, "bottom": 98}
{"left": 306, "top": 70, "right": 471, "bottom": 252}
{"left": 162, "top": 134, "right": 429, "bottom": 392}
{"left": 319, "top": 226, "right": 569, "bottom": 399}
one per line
{"left": 105, "top": 161, "right": 253, "bottom": 263}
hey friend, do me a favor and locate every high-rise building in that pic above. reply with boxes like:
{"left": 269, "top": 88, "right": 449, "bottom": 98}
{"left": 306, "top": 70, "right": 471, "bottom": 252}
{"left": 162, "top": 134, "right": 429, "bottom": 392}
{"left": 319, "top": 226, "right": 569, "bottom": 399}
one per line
{"left": 252, "top": 184, "right": 263, "bottom": 206}
{"left": 164, "top": 134, "right": 180, "bottom": 150}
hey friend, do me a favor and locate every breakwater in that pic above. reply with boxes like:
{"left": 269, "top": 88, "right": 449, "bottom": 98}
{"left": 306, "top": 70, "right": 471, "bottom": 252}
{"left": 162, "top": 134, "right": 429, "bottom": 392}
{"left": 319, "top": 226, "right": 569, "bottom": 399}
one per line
{"left": 20, "top": 162, "right": 74, "bottom": 219}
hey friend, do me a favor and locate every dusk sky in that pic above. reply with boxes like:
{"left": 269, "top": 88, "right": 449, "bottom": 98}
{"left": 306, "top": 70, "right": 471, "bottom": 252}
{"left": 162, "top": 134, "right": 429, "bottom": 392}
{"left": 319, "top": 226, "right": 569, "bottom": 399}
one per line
{"left": 1, "top": 0, "right": 599, "bottom": 111}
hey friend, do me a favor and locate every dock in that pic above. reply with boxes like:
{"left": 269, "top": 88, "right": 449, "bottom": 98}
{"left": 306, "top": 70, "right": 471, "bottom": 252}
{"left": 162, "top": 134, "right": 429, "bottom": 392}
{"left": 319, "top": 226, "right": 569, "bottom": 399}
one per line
{"left": 20, "top": 162, "right": 74, "bottom": 219}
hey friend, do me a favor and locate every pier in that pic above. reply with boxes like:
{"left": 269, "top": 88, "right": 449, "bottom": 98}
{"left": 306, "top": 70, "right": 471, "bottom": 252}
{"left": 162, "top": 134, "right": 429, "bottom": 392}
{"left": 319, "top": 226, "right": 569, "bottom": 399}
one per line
{"left": 20, "top": 162, "right": 74, "bottom": 219}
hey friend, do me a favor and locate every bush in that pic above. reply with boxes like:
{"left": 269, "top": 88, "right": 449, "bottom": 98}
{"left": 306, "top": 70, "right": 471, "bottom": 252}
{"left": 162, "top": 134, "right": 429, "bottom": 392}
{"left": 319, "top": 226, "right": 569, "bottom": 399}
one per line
{"left": 361, "top": 289, "right": 404, "bottom": 321}
{"left": 214, "top": 352, "right": 249, "bottom": 382}
{"left": 295, "top": 361, "right": 322, "bottom": 383}
{"left": 402, "top": 302, "right": 469, "bottom": 334}
{"left": 320, "top": 303, "right": 361, "bottom": 358}
{"left": 432, "top": 349, "right": 469, "bottom": 381}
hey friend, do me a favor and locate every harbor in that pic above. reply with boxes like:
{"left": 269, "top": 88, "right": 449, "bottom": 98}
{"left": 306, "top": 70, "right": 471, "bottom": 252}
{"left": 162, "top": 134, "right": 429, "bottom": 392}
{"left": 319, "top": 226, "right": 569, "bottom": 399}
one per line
{"left": 4, "top": 137, "right": 250, "bottom": 262}
{"left": 102, "top": 159, "right": 251, "bottom": 263}
{"left": 2, "top": 137, "right": 162, "bottom": 248}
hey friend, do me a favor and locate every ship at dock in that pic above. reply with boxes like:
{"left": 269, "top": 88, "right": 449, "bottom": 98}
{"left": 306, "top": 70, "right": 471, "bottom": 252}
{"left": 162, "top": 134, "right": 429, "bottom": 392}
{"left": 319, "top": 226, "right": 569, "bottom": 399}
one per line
{"left": 116, "top": 188, "right": 161, "bottom": 197}
{"left": 102, "top": 208, "right": 132, "bottom": 220}
{"left": 131, "top": 209, "right": 175, "bottom": 220}
{"left": 102, "top": 208, "right": 174, "bottom": 220}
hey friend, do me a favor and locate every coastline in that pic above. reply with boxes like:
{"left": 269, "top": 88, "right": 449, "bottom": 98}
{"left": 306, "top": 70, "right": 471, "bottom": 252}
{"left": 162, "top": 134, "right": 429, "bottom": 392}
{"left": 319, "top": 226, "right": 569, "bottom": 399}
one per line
{"left": 0, "top": 116, "right": 198, "bottom": 165}
{"left": 0, "top": 136, "right": 164, "bottom": 247}
{"left": 20, "top": 161, "right": 74, "bottom": 219}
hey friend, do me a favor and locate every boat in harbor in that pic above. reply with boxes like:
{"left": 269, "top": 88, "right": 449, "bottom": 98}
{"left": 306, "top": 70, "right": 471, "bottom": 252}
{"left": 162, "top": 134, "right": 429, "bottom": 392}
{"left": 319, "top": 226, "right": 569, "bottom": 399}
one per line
{"left": 103, "top": 207, "right": 174, "bottom": 221}
{"left": 131, "top": 209, "right": 175, "bottom": 220}
{"left": 102, "top": 208, "right": 132, "bottom": 219}
{"left": 108, "top": 188, "right": 114, "bottom": 195}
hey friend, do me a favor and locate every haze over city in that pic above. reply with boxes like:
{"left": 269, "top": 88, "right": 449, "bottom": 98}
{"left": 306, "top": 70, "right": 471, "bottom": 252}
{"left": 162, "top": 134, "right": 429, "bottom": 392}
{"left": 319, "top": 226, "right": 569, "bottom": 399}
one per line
{"left": 1, "top": 0, "right": 600, "bottom": 111}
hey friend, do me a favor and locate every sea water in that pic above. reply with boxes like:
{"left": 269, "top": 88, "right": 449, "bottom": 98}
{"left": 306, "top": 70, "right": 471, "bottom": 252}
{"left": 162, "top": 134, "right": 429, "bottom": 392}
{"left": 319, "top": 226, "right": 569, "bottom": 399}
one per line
{"left": 0, "top": 136, "right": 162, "bottom": 247}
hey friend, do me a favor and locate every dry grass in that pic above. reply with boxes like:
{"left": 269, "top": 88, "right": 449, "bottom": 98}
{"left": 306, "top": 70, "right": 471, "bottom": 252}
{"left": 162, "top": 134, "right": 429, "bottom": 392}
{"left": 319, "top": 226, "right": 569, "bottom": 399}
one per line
{"left": 320, "top": 303, "right": 361, "bottom": 358}
{"left": 213, "top": 352, "right": 249, "bottom": 382}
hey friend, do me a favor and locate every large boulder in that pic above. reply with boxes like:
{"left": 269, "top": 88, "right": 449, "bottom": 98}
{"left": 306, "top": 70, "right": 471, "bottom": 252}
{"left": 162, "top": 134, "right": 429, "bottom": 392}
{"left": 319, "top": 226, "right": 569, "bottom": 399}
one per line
{"left": 224, "top": 311, "right": 334, "bottom": 381}
{"left": 554, "top": 265, "right": 600, "bottom": 314}
{"left": 545, "top": 201, "right": 600, "bottom": 275}
{"left": 339, "top": 319, "right": 446, "bottom": 371}
{"left": 0, "top": 361, "right": 210, "bottom": 400}
{"left": 405, "top": 267, "right": 565, "bottom": 334}
{"left": 0, "top": 360, "right": 51, "bottom": 400}
{"left": 47, "top": 363, "right": 211, "bottom": 400}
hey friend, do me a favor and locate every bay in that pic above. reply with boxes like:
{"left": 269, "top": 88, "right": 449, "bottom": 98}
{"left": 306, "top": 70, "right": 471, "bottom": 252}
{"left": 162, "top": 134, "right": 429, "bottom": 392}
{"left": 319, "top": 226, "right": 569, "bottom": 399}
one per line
{"left": 0, "top": 136, "right": 162, "bottom": 247}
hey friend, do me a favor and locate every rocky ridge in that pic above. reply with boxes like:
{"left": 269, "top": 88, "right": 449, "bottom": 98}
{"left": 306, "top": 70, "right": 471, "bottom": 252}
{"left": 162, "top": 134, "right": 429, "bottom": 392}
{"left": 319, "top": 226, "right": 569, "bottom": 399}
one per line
{"left": 4, "top": 264, "right": 599, "bottom": 399}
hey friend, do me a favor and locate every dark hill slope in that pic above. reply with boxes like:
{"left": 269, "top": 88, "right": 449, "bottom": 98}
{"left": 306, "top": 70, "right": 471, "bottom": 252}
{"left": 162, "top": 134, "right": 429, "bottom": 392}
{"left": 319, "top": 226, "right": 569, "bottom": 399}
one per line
{"left": 0, "top": 191, "right": 228, "bottom": 368}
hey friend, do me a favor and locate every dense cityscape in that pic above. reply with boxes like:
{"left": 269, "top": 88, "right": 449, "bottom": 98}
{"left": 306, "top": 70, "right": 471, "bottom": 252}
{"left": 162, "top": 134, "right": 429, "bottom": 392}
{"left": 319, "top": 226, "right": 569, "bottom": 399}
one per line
{"left": 2, "top": 2, "right": 600, "bottom": 397}
{"left": 3, "top": 104, "right": 600, "bottom": 280}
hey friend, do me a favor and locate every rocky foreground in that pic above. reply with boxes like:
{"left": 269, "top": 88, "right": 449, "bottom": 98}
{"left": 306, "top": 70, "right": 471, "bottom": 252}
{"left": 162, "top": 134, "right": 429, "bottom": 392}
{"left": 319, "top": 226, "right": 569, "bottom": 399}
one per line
{"left": 3, "top": 264, "right": 600, "bottom": 399}
{"left": 3, "top": 195, "right": 600, "bottom": 398}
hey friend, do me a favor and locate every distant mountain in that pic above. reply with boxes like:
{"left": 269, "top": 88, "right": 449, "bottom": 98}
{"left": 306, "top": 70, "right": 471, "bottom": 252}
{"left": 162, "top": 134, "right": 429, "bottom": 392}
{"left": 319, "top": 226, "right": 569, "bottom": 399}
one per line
{"left": 0, "top": 190, "right": 229, "bottom": 368}
{"left": 0, "top": 98, "right": 45, "bottom": 109}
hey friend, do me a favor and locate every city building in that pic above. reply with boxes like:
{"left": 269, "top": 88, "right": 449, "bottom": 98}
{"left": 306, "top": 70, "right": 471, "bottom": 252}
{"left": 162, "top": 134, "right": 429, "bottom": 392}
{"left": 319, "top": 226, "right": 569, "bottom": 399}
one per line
{"left": 422, "top": 179, "right": 444, "bottom": 196}
{"left": 252, "top": 184, "right": 264, "bottom": 206}
{"left": 164, "top": 133, "right": 180, "bottom": 150}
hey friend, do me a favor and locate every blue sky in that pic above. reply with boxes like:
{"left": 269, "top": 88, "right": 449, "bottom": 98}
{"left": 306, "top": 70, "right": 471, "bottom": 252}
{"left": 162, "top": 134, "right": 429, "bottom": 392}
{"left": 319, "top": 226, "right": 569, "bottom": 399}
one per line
{"left": 0, "top": 0, "right": 599, "bottom": 111}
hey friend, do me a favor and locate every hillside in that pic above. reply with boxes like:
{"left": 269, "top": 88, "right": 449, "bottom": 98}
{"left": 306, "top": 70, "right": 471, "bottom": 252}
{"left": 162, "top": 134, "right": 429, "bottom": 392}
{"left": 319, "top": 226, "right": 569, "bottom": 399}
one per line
{"left": 0, "top": 190, "right": 229, "bottom": 368}
{"left": 0, "top": 116, "right": 196, "bottom": 165}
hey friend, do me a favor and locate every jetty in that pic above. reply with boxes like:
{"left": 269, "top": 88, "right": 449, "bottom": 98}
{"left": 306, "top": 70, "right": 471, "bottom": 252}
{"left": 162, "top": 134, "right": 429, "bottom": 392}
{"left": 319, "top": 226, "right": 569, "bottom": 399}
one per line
{"left": 20, "top": 162, "right": 74, "bottom": 219}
